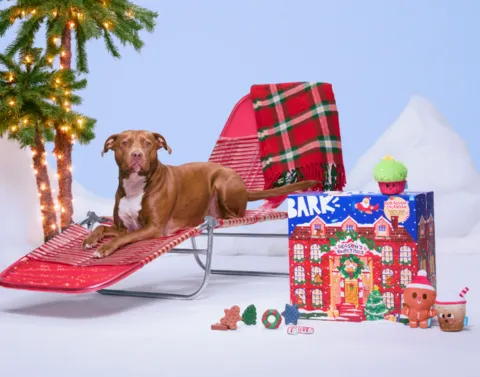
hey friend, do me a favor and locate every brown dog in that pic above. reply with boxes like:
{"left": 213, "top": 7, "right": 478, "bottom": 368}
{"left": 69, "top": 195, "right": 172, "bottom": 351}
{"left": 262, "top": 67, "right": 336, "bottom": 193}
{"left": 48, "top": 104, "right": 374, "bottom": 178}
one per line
{"left": 82, "top": 130, "right": 317, "bottom": 258}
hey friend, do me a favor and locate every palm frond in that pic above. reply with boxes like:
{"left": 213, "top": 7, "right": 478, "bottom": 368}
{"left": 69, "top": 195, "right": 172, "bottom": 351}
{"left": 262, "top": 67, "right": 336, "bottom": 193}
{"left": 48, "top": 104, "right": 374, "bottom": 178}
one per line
{"left": 102, "top": 29, "right": 121, "bottom": 58}
{"left": 5, "top": 17, "right": 43, "bottom": 57}
{"left": 75, "top": 23, "right": 88, "bottom": 73}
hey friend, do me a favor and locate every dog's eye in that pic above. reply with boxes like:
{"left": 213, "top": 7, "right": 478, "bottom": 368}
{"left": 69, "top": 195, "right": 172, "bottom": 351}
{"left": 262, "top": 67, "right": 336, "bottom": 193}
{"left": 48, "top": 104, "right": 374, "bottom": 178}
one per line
{"left": 122, "top": 141, "right": 128, "bottom": 147}
{"left": 145, "top": 141, "right": 152, "bottom": 147}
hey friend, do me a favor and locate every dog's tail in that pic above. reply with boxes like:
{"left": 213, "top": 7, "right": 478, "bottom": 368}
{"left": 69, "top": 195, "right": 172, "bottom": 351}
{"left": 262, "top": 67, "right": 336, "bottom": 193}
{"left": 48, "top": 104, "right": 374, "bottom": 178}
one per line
{"left": 247, "top": 180, "right": 318, "bottom": 202}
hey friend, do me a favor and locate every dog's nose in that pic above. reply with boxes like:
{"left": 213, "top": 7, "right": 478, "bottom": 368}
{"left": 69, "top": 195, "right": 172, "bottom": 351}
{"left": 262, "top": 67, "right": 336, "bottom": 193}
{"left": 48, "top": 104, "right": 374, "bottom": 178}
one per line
{"left": 131, "top": 150, "right": 143, "bottom": 159}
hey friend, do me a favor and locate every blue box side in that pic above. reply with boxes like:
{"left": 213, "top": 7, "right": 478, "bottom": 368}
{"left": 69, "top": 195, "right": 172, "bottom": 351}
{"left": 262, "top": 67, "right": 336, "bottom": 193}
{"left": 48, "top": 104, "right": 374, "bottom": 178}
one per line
{"left": 288, "top": 191, "right": 427, "bottom": 242}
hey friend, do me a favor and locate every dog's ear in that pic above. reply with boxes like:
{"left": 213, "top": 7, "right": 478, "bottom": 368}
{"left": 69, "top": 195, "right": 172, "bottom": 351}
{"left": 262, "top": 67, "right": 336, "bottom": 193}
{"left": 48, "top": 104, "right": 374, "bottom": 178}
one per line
{"left": 101, "top": 134, "right": 119, "bottom": 156}
{"left": 152, "top": 132, "right": 172, "bottom": 154}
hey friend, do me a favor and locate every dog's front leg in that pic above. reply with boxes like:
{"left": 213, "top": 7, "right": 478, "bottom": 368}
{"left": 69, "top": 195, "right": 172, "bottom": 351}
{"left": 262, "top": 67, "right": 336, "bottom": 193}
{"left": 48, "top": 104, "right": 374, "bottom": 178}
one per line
{"left": 92, "top": 226, "right": 159, "bottom": 259}
{"left": 82, "top": 225, "right": 126, "bottom": 249}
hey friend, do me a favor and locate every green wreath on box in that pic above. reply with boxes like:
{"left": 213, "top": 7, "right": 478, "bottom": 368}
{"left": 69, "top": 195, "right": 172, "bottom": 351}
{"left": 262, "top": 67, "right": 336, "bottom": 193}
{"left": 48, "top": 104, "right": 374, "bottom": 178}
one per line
{"left": 338, "top": 254, "right": 365, "bottom": 280}
{"left": 320, "top": 244, "right": 331, "bottom": 253}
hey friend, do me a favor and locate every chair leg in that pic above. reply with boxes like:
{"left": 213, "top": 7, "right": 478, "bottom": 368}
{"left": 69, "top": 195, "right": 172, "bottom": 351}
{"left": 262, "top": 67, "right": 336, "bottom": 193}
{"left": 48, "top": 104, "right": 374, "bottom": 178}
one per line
{"left": 192, "top": 233, "right": 289, "bottom": 278}
{"left": 97, "top": 216, "right": 218, "bottom": 300}
{"left": 96, "top": 218, "right": 289, "bottom": 300}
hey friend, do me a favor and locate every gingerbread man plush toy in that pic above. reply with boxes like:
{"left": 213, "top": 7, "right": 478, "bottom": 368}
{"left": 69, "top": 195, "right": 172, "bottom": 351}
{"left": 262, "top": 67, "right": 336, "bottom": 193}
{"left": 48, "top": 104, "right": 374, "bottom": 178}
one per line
{"left": 402, "top": 270, "right": 436, "bottom": 329}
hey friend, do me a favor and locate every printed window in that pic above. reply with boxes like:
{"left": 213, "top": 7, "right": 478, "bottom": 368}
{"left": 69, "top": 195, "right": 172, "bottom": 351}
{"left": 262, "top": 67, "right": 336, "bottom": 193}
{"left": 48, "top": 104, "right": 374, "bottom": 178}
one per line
{"left": 345, "top": 224, "right": 354, "bottom": 231}
{"left": 420, "top": 223, "right": 425, "bottom": 237}
{"left": 312, "top": 289, "right": 323, "bottom": 307}
{"left": 377, "top": 224, "right": 387, "bottom": 236}
{"left": 312, "top": 223, "right": 324, "bottom": 238}
{"left": 310, "top": 244, "right": 321, "bottom": 261}
{"left": 293, "top": 244, "right": 305, "bottom": 261}
{"left": 294, "top": 266, "right": 306, "bottom": 284}
{"left": 294, "top": 288, "right": 306, "bottom": 307}
{"left": 382, "top": 292, "right": 395, "bottom": 309}
{"left": 429, "top": 222, "right": 434, "bottom": 234}
{"left": 399, "top": 246, "right": 412, "bottom": 263}
{"left": 382, "top": 269, "right": 394, "bottom": 285}
{"left": 311, "top": 266, "right": 322, "bottom": 284}
{"left": 400, "top": 269, "right": 412, "bottom": 287}
{"left": 381, "top": 246, "right": 393, "bottom": 263}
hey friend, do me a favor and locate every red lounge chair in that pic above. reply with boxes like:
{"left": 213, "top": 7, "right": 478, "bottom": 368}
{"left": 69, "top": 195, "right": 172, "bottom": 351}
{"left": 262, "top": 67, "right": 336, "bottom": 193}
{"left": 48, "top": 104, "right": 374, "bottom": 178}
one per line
{"left": 0, "top": 94, "right": 290, "bottom": 299}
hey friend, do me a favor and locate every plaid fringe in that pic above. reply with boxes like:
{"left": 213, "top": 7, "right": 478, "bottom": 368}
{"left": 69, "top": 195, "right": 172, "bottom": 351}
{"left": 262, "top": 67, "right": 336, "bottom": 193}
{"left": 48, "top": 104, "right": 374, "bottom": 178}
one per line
{"left": 250, "top": 82, "right": 347, "bottom": 191}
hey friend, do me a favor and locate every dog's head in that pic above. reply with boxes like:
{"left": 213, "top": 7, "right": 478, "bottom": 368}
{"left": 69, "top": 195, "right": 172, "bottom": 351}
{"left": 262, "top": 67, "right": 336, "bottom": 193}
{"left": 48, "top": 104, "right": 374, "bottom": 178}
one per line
{"left": 101, "top": 130, "right": 172, "bottom": 174}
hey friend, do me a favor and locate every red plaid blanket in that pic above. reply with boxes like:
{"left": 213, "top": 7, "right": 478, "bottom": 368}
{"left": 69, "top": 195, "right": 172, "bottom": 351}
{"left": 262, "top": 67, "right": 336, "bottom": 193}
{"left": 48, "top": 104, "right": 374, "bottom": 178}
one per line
{"left": 250, "top": 82, "right": 346, "bottom": 191}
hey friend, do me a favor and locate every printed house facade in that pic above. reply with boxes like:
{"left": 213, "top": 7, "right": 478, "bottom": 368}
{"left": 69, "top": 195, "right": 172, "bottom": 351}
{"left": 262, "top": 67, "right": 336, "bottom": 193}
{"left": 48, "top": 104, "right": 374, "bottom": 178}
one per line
{"left": 287, "top": 191, "right": 436, "bottom": 322}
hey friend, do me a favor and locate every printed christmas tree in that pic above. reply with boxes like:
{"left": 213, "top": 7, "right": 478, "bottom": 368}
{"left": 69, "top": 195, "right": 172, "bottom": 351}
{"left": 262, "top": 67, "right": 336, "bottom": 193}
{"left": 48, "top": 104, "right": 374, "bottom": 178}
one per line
{"left": 364, "top": 285, "right": 389, "bottom": 320}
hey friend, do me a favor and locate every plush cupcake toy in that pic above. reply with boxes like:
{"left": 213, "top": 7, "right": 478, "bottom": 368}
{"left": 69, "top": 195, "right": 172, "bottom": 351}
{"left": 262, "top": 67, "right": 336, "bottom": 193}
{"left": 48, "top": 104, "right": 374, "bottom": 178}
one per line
{"left": 374, "top": 155, "right": 408, "bottom": 195}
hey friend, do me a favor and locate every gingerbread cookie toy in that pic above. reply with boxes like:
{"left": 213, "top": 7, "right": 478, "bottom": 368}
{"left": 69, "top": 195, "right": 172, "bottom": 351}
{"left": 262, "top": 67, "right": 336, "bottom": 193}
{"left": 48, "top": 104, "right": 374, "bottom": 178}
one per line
{"left": 219, "top": 305, "right": 243, "bottom": 330}
{"left": 401, "top": 270, "right": 436, "bottom": 329}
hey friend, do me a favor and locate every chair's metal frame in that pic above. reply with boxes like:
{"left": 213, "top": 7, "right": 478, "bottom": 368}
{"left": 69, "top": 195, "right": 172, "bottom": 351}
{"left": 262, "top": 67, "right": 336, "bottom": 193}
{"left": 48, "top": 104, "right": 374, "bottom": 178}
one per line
{"left": 79, "top": 212, "right": 289, "bottom": 300}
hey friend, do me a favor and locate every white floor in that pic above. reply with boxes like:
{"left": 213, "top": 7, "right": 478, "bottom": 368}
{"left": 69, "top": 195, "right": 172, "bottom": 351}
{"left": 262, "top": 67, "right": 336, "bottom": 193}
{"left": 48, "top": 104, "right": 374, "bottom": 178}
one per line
{"left": 0, "top": 252, "right": 478, "bottom": 377}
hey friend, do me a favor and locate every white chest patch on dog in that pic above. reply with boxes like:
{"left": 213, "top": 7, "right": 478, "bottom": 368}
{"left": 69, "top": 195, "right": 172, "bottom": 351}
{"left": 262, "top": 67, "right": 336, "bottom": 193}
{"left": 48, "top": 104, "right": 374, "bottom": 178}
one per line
{"left": 118, "top": 173, "right": 146, "bottom": 232}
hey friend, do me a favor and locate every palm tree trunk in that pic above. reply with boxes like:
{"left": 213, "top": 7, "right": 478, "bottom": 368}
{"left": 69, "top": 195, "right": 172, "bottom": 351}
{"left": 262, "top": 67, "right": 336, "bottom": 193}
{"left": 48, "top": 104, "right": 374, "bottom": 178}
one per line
{"left": 33, "top": 127, "right": 58, "bottom": 242}
{"left": 55, "top": 26, "right": 74, "bottom": 231}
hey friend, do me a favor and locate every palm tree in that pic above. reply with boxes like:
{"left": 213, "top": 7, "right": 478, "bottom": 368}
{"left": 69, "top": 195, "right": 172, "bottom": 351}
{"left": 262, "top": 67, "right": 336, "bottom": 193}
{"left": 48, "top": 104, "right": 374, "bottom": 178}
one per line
{"left": 0, "top": 46, "right": 96, "bottom": 241}
{"left": 0, "top": 0, "right": 158, "bottom": 230}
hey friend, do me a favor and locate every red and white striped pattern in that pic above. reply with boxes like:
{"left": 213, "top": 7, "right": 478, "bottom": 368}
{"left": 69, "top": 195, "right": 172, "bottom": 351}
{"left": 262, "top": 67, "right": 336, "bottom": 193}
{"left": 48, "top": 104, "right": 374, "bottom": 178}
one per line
{"left": 27, "top": 224, "right": 203, "bottom": 267}
{"left": 24, "top": 209, "right": 287, "bottom": 267}
{"left": 459, "top": 287, "right": 469, "bottom": 299}
{"left": 208, "top": 136, "right": 265, "bottom": 191}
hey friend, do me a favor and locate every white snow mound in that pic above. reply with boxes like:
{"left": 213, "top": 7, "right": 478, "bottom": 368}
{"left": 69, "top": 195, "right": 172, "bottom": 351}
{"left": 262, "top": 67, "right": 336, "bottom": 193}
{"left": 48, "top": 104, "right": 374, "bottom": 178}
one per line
{"left": 346, "top": 95, "right": 480, "bottom": 239}
{"left": 0, "top": 138, "right": 43, "bottom": 252}
{"left": 0, "top": 137, "right": 114, "bottom": 261}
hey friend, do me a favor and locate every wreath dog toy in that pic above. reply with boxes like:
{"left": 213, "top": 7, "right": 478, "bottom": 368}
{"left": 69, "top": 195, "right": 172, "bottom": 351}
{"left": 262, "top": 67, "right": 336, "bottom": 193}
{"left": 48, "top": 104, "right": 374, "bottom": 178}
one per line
{"left": 262, "top": 309, "right": 282, "bottom": 329}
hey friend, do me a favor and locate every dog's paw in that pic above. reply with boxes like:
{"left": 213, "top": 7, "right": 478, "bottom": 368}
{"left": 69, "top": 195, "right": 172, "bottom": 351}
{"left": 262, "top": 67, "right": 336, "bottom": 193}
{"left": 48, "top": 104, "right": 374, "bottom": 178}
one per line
{"left": 82, "top": 234, "right": 101, "bottom": 250}
{"left": 83, "top": 242, "right": 97, "bottom": 250}
{"left": 92, "top": 243, "right": 116, "bottom": 259}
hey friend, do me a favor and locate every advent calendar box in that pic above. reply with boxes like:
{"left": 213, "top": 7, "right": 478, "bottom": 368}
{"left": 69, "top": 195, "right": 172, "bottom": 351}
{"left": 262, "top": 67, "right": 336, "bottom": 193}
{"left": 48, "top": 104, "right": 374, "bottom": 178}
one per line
{"left": 287, "top": 191, "right": 436, "bottom": 322}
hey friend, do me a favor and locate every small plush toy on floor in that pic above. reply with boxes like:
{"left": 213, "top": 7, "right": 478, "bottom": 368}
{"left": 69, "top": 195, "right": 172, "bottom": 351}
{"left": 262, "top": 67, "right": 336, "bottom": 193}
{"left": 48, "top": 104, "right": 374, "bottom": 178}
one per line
{"left": 211, "top": 305, "right": 243, "bottom": 331}
{"left": 287, "top": 326, "right": 314, "bottom": 335}
{"left": 374, "top": 155, "right": 408, "bottom": 195}
{"left": 401, "top": 270, "right": 436, "bottom": 329}
{"left": 435, "top": 287, "right": 469, "bottom": 332}
{"left": 281, "top": 303, "right": 301, "bottom": 325}
{"left": 262, "top": 309, "right": 283, "bottom": 329}
{"left": 242, "top": 304, "right": 257, "bottom": 325}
